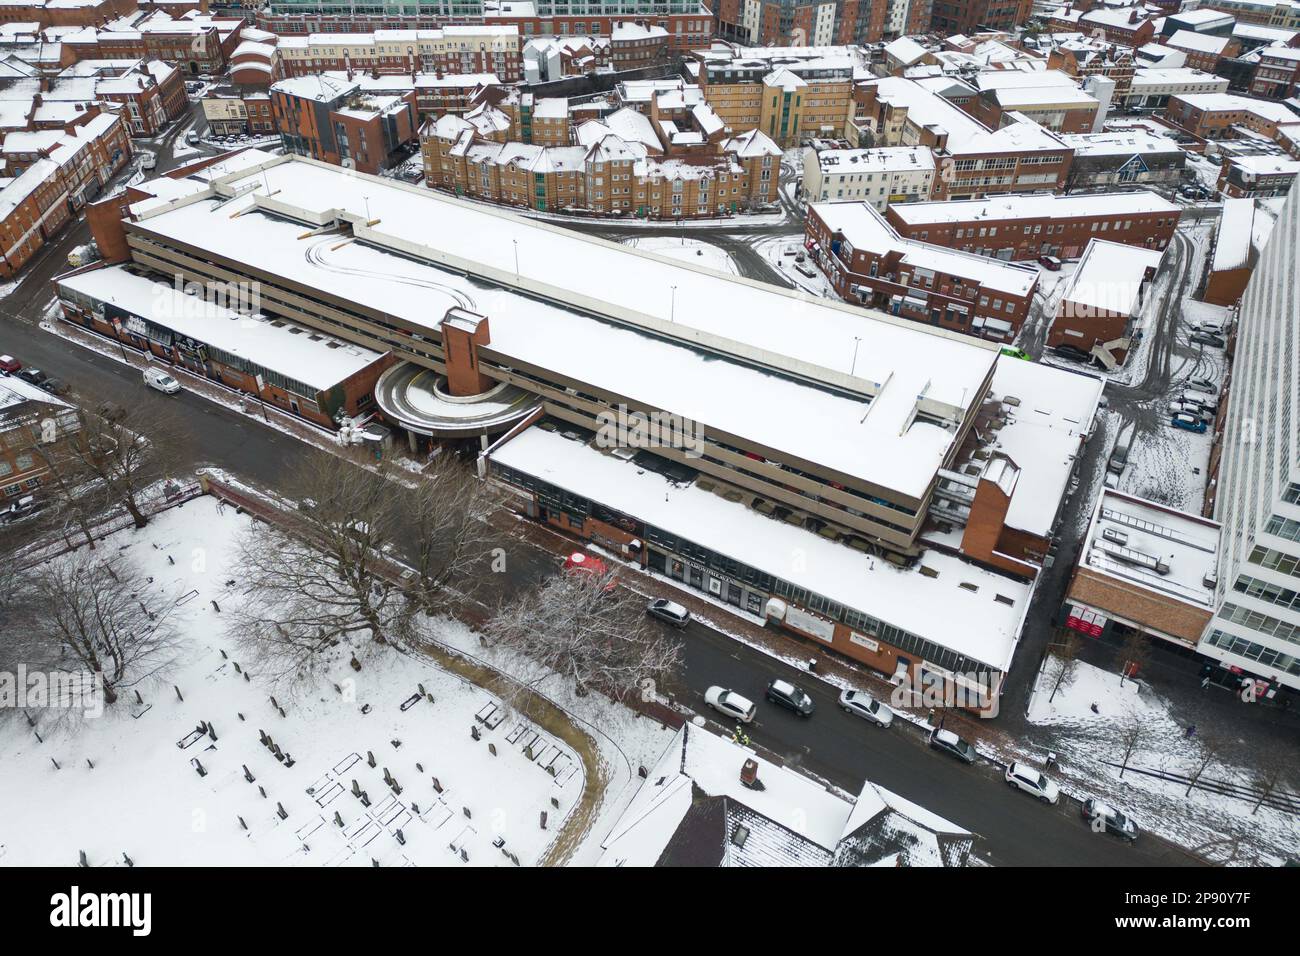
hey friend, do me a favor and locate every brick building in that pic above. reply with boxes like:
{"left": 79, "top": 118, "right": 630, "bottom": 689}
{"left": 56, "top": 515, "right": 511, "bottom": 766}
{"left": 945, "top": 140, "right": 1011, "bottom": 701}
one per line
{"left": 271, "top": 72, "right": 418, "bottom": 174}
{"left": 276, "top": 26, "right": 523, "bottom": 83}
{"left": 1057, "top": 128, "right": 1188, "bottom": 190}
{"left": 0, "top": 373, "right": 81, "bottom": 502}
{"left": 885, "top": 190, "right": 1181, "bottom": 261}
{"left": 91, "top": 60, "right": 187, "bottom": 136}
{"left": 929, "top": 0, "right": 1033, "bottom": 36}
{"left": 712, "top": 0, "right": 885, "bottom": 47}
{"left": 801, "top": 144, "right": 935, "bottom": 209}
{"left": 1215, "top": 152, "right": 1300, "bottom": 196}
{"left": 1249, "top": 44, "right": 1300, "bottom": 97}
{"left": 1164, "top": 92, "right": 1300, "bottom": 141}
{"left": 1047, "top": 238, "right": 1164, "bottom": 368}
{"left": 806, "top": 200, "right": 1040, "bottom": 344}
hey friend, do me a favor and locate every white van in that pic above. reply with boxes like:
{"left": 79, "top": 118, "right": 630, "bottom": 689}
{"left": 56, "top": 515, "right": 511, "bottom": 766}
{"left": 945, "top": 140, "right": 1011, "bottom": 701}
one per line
{"left": 143, "top": 367, "right": 181, "bottom": 394}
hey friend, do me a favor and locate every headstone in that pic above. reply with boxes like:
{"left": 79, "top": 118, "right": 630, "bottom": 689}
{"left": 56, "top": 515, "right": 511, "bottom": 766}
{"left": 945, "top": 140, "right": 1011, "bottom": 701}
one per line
{"left": 459, "top": 848, "right": 468, "bottom": 863}
{"left": 211, "top": 600, "right": 220, "bottom": 612}
{"left": 278, "top": 707, "right": 286, "bottom": 719}
{"left": 350, "top": 656, "right": 362, "bottom": 672}
{"left": 418, "top": 684, "right": 426, "bottom": 696}
{"left": 470, "top": 725, "right": 480, "bottom": 741}
{"left": 351, "top": 779, "right": 361, "bottom": 796}
{"left": 395, "top": 829, "right": 406, "bottom": 846}
{"left": 415, "top": 763, "right": 424, "bottom": 773}
{"left": 243, "top": 673, "right": 250, "bottom": 683}
{"left": 276, "top": 802, "right": 288, "bottom": 820}
{"left": 207, "top": 723, "right": 217, "bottom": 741}
{"left": 432, "top": 777, "right": 442, "bottom": 793}
{"left": 638, "top": 765, "right": 648, "bottom": 778}
{"left": 220, "top": 650, "right": 228, "bottom": 659}
{"left": 122, "top": 852, "right": 134, "bottom": 868}
{"left": 426, "top": 693, "right": 435, "bottom": 704}
{"left": 550, "top": 796, "right": 559, "bottom": 809}
{"left": 488, "top": 743, "right": 496, "bottom": 756}
{"left": 270, "top": 696, "right": 278, "bottom": 710}
{"left": 86, "top": 759, "right": 94, "bottom": 770}
{"left": 360, "top": 791, "right": 371, "bottom": 808}
{"left": 258, "top": 786, "right": 266, "bottom": 798}
{"left": 334, "top": 811, "right": 344, "bottom": 828}
{"left": 238, "top": 816, "right": 247, "bottom": 831}
{"left": 367, "top": 751, "right": 376, "bottom": 768}
{"left": 174, "top": 685, "right": 183, "bottom": 702}
{"left": 193, "top": 760, "right": 207, "bottom": 777}
{"left": 134, "top": 690, "right": 144, "bottom": 705}
{"left": 243, "top": 765, "right": 255, "bottom": 783}
{"left": 540, "top": 811, "right": 547, "bottom": 830}
{"left": 411, "top": 802, "right": 420, "bottom": 814}
{"left": 78, "top": 850, "right": 88, "bottom": 867}
{"left": 51, "top": 758, "right": 60, "bottom": 770}
{"left": 233, "top": 662, "right": 242, "bottom": 674}
{"left": 463, "top": 806, "right": 471, "bottom": 819}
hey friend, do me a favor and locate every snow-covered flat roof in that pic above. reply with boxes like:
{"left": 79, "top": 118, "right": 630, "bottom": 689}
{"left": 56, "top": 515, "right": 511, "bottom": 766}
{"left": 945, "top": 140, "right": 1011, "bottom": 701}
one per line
{"left": 812, "top": 145, "right": 934, "bottom": 174}
{"left": 1058, "top": 130, "right": 1185, "bottom": 157}
{"left": 1212, "top": 197, "right": 1255, "bottom": 273}
{"left": 811, "top": 200, "right": 1040, "bottom": 298}
{"left": 57, "top": 265, "right": 384, "bottom": 392}
{"left": 986, "top": 357, "right": 1103, "bottom": 538}
{"left": 1061, "top": 239, "right": 1165, "bottom": 316}
{"left": 1130, "top": 67, "right": 1229, "bottom": 88}
{"left": 1173, "top": 93, "right": 1300, "bottom": 124}
{"left": 888, "top": 189, "right": 1179, "bottom": 226}
{"left": 1167, "top": 30, "right": 1231, "bottom": 55}
{"left": 129, "top": 157, "right": 1004, "bottom": 498}
{"left": 1081, "top": 489, "right": 1220, "bottom": 610}
{"left": 490, "top": 426, "right": 1031, "bottom": 671}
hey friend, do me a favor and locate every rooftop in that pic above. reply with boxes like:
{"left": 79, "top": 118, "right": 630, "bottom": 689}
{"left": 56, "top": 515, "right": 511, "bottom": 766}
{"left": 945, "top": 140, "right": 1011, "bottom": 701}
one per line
{"left": 1059, "top": 238, "right": 1165, "bottom": 316}
{"left": 886, "top": 189, "right": 1179, "bottom": 225}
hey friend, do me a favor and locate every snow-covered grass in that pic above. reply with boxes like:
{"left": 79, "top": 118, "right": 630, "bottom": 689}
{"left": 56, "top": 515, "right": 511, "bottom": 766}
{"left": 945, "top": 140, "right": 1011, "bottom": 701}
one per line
{"left": 1026, "top": 656, "right": 1298, "bottom": 865}
{"left": 753, "top": 236, "right": 835, "bottom": 297}
{"left": 0, "top": 499, "right": 675, "bottom": 867}
{"left": 619, "top": 236, "right": 738, "bottom": 275}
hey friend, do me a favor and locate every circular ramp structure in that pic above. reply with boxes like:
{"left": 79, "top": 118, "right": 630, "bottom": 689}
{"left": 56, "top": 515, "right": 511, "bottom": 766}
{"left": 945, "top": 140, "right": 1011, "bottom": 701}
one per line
{"left": 374, "top": 361, "right": 541, "bottom": 438}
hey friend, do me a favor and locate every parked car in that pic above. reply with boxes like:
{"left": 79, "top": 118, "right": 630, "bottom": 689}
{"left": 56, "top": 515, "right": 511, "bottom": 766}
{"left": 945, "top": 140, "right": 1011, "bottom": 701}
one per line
{"left": 143, "top": 367, "right": 181, "bottom": 394}
{"left": 0, "top": 494, "right": 41, "bottom": 523}
{"left": 140, "top": 154, "right": 157, "bottom": 171}
{"left": 0, "top": 354, "right": 20, "bottom": 375}
{"left": 1191, "top": 332, "right": 1226, "bottom": 349}
{"left": 928, "top": 728, "right": 977, "bottom": 764}
{"left": 704, "top": 686, "right": 756, "bottom": 724}
{"left": 1172, "top": 412, "right": 1207, "bottom": 433}
{"left": 1187, "top": 377, "right": 1216, "bottom": 394}
{"left": 185, "top": 129, "right": 199, "bottom": 145}
{"left": 999, "top": 345, "right": 1029, "bottom": 360}
{"left": 838, "top": 688, "right": 894, "bottom": 727}
{"left": 563, "top": 550, "right": 616, "bottom": 592}
{"left": 1168, "top": 400, "right": 1205, "bottom": 419}
{"left": 1181, "top": 390, "right": 1216, "bottom": 414}
{"left": 16, "top": 367, "right": 47, "bottom": 387}
{"left": 1081, "top": 797, "right": 1139, "bottom": 842}
{"left": 766, "top": 679, "right": 815, "bottom": 716}
{"left": 646, "top": 598, "right": 690, "bottom": 629}
{"left": 39, "top": 376, "right": 70, "bottom": 396}
{"left": 1107, "top": 442, "right": 1130, "bottom": 474}
{"left": 1038, "top": 254, "right": 1062, "bottom": 271}
{"left": 1005, "top": 761, "right": 1061, "bottom": 804}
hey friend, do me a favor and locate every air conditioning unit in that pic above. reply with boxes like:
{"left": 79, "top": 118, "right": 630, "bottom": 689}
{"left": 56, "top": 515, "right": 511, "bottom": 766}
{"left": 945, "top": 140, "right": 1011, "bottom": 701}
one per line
{"left": 1102, "top": 527, "right": 1128, "bottom": 546}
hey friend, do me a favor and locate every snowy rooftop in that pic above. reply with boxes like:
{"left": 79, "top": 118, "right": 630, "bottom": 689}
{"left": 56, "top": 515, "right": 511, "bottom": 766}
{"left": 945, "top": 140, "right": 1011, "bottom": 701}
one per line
{"left": 1081, "top": 490, "right": 1220, "bottom": 610}
{"left": 887, "top": 189, "right": 1179, "bottom": 226}
{"left": 984, "top": 358, "right": 1104, "bottom": 538}
{"left": 1167, "top": 30, "right": 1231, "bottom": 55}
{"left": 1058, "top": 130, "right": 1185, "bottom": 157}
{"left": 1130, "top": 67, "right": 1229, "bottom": 88}
{"left": 1173, "top": 93, "right": 1300, "bottom": 124}
{"left": 491, "top": 426, "right": 1031, "bottom": 671}
{"left": 127, "top": 156, "right": 1005, "bottom": 498}
{"left": 811, "top": 200, "right": 1040, "bottom": 298}
{"left": 1060, "top": 239, "right": 1165, "bottom": 317}
{"left": 812, "top": 146, "right": 935, "bottom": 174}
{"left": 56, "top": 266, "right": 384, "bottom": 392}
{"left": 1212, "top": 197, "right": 1255, "bottom": 273}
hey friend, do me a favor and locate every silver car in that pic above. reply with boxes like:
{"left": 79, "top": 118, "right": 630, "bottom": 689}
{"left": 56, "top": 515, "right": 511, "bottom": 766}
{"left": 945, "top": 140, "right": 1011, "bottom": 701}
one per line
{"left": 838, "top": 688, "right": 894, "bottom": 727}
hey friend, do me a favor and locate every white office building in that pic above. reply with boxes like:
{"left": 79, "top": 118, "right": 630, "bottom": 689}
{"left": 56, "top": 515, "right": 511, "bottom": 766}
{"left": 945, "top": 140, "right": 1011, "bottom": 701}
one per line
{"left": 1204, "top": 179, "right": 1300, "bottom": 692}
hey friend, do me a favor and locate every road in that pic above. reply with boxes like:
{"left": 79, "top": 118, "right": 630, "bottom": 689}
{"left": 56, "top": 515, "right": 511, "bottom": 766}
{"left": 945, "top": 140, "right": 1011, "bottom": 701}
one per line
{"left": 0, "top": 126, "right": 1205, "bottom": 866}
{"left": 664, "top": 619, "right": 1197, "bottom": 866}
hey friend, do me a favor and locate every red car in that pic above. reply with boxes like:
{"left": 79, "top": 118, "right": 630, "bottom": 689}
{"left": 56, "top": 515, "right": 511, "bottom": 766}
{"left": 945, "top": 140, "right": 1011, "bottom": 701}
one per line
{"left": 1038, "top": 255, "right": 1062, "bottom": 271}
{"left": 563, "top": 551, "right": 617, "bottom": 592}
{"left": 0, "top": 355, "right": 20, "bottom": 375}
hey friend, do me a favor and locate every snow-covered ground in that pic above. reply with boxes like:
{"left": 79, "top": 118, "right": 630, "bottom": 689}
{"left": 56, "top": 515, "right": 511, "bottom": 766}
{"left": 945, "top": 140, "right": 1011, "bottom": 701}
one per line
{"left": 0, "top": 499, "right": 674, "bottom": 867}
{"left": 754, "top": 235, "right": 835, "bottom": 297}
{"left": 1026, "top": 657, "right": 1298, "bottom": 865}
{"left": 619, "top": 236, "right": 738, "bottom": 275}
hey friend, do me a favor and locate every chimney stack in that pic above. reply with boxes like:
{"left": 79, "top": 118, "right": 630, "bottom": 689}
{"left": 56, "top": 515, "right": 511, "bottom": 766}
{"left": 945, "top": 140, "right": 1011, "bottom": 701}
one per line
{"left": 740, "top": 758, "right": 759, "bottom": 788}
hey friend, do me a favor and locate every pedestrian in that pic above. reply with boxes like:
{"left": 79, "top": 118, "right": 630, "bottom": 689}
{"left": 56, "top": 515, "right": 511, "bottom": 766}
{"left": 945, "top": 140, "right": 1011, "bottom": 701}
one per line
{"left": 1185, "top": 723, "right": 1197, "bottom": 738}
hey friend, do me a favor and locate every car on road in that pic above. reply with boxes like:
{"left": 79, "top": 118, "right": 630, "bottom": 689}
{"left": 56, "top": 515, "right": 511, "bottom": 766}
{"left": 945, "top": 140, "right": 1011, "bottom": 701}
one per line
{"left": 16, "top": 367, "right": 47, "bottom": 387}
{"left": 1038, "top": 254, "right": 1062, "bottom": 271}
{"left": 0, "top": 494, "right": 41, "bottom": 523}
{"left": 646, "top": 598, "right": 690, "bottom": 628}
{"left": 1172, "top": 412, "right": 1207, "bottom": 433}
{"left": 928, "top": 728, "right": 977, "bottom": 764}
{"left": 0, "top": 354, "right": 19, "bottom": 375}
{"left": 140, "top": 153, "right": 157, "bottom": 171}
{"left": 704, "top": 686, "right": 756, "bottom": 724}
{"left": 1081, "top": 798, "right": 1139, "bottom": 842}
{"left": 838, "top": 688, "right": 894, "bottom": 727}
{"left": 1190, "top": 332, "right": 1226, "bottom": 349}
{"left": 185, "top": 129, "right": 199, "bottom": 145}
{"left": 143, "top": 367, "right": 181, "bottom": 394}
{"left": 1005, "top": 761, "right": 1061, "bottom": 804}
{"left": 766, "top": 678, "right": 815, "bottom": 716}
{"left": 999, "top": 345, "right": 1029, "bottom": 360}
{"left": 563, "top": 550, "right": 616, "bottom": 592}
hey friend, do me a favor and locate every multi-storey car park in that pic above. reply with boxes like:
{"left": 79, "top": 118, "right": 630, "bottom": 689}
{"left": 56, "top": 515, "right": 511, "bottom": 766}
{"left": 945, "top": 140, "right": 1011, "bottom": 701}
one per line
{"left": 66, "top": 153, "right": 1103, "bottom": 712}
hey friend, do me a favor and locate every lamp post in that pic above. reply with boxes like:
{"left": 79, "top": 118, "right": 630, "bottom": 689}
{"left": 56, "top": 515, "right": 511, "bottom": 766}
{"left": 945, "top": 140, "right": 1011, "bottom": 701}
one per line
{"left": 851, "top": 336, "right": 862, "bottom": 376}
{"left": 512, "top": 239, "right": 520, "bottom": 281}
{"left": 670, "top": 285, "right": 677, "bottom": 323}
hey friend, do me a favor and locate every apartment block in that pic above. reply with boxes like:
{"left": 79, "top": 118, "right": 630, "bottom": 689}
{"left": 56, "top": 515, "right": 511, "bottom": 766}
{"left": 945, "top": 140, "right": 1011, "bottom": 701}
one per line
{"left": 801, "top": 145, "right": 935, "bottom": 208}
{"left": 712, "top": 0, "right": 886, "bottom": 47}
{"left": 271, "top": 73, "right": 419, "bottom": 174}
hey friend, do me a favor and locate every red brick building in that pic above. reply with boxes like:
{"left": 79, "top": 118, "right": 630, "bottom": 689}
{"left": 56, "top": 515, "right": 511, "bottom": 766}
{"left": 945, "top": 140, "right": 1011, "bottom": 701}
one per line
{"left": 1048, "top": 238, "right": 1164, "bottom": 368}
{"left": 885, "top": 191, "right": 1181, "bottom": 262}
{"left": 272, "top": 73, "right": 419, "bottom": 174}
{"left": 807, "top": 200, "right": 1040, "bottom": 343}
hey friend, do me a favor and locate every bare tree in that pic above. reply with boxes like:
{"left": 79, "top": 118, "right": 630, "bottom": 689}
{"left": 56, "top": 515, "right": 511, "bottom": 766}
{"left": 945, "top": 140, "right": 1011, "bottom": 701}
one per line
{"left": 1048, "top": 631, "right": 1082, "bottom": 704}
{"left": 1117, "top": 716, "right": 1144, "bottom": 779}
{"left": 484, "top": 568, "right": 681, "bottom": 708}
{"left": 22, "top": 548, "right": 184, "bottom": 706}
{"left": 1185, "top": 735, "right": 1220, "bottom": 798}
{"left": 398, "top": 456, "right": 504, "bottom": 614}
{"left": 1250, "top": 764, "right": 1291, "bottom": 817}
{"left": 229, "top": 452, "right": 414, "bottom": 680}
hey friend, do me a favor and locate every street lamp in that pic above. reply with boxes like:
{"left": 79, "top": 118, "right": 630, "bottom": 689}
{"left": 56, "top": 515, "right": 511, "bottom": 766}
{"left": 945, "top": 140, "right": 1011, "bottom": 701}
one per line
{"left": 851, "top": 336, "right": 862, "bottom": 376}
{"left": 363, "top": 195, "right": 371, "bottom": 223}
{"left": 512, "top": 238, "right": 520, "bottom": 281}
{"left": 670, "top": 285, "right": 677, "bottom": 323}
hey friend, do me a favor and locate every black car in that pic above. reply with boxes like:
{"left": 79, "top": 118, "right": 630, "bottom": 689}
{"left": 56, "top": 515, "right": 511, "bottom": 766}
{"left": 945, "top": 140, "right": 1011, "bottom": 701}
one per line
{"left": 766, "top": 679, "right": 815, "bottom": 716}
{"left": 928, "top": 728, "right": 977, "bottom": 764}
{"left": 1081, "top": 798, "right": 1139, "bottom": 842}
{"left": 1191, "top": 332, "right": 1226, "bottom": 349}
{"left": 39, "top": 377, "right": 70, "bottom": 396}
{"left": 16, "top": 367, "right": 47, "bottom": 387}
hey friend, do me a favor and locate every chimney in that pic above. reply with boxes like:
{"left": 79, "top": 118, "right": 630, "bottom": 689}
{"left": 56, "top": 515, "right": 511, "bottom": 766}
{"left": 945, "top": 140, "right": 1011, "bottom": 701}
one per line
{"left": 1129, "top": 9, "right": 1138, "bottom": 23}
{"left": 740, "top": 758, "right": 759, "bottom": 788}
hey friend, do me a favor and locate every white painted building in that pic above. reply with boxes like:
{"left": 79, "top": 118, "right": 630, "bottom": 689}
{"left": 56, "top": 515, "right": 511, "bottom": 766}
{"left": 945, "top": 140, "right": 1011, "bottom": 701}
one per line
{"left": 1126, "top": 67, "right": 1231, "bottom": 109}
{"left": 802, "top": 145, "right": 935, "bottom": 208}
{"left": 1204, "top": 177, "right": 1300, "bottom": 693}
